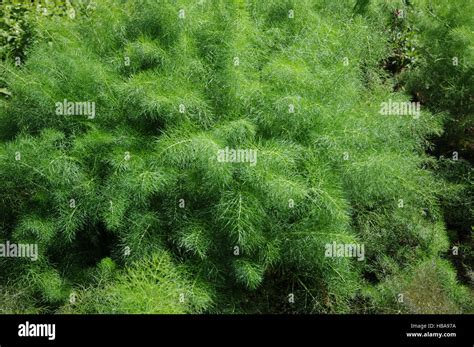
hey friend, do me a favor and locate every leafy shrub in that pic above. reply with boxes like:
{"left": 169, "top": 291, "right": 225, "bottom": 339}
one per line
{"left": 373, "top": 0, "right": 474, "bottom": 290}
{"left": 362, "top": 258, "right": 473, "bottom": 314}
{"left": 0, "top": 0, "right": 471, "bottom": 313}
{"left": 1, "top": 0, "right": 94, "bottom": 62}
{"left": 59, "top": 253, "right": 212, "bottom": 314}
{"left": 398, "top": 0, "right": 474, "bottom": 160}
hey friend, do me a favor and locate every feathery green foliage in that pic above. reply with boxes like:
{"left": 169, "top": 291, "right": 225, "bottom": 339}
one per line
{"left": 0, "top": 0, "right": 471, "bottom": 314}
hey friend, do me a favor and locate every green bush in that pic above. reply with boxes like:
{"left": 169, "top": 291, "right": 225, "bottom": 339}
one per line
{"left": 59, "top": 253, "right": 212, "bottom": 314}
{"left": 0, "top": 0, "right": 471, "bottom": 313}
{"left": 1, "top": 0, "right": 94, "bottom": 62}
{"left": 370, "top": 0, "right": 474, "bottom": 290}
{"left": 399, "top": 0, "right": 474, "bottom": 160}
{"left": 362, "top": 258, "right": 473, "bottom": 314}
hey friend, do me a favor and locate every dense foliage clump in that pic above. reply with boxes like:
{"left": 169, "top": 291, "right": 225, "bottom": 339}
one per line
{"left": 0, "top": 0, "right": 472, "bottom": 313}
{"left": 374, "top": 0, "right": 474, "bottom": 287}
